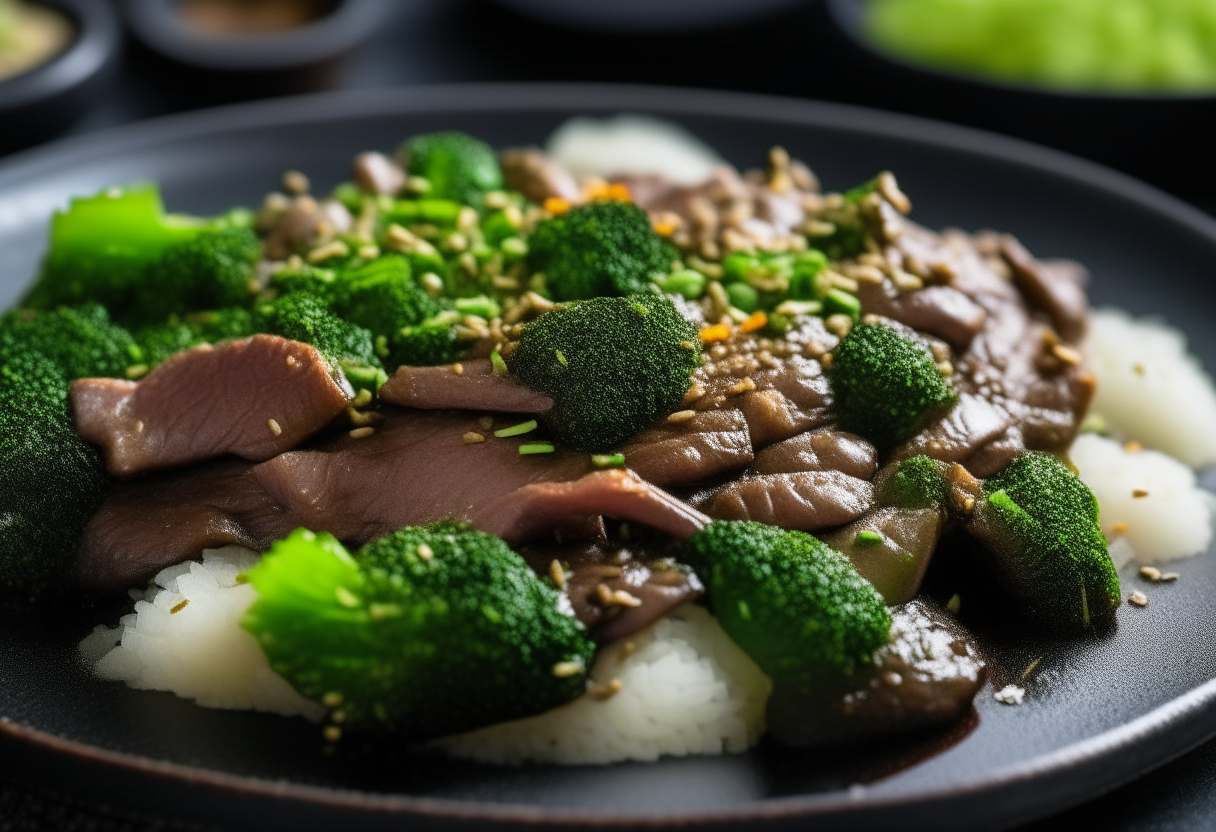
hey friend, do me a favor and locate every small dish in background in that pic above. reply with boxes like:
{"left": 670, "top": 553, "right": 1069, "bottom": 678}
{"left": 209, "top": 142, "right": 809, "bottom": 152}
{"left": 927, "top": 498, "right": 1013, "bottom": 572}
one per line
{"left": 0, "top": 0, "right": 120, "bottom": 153}
{"left": 822, "top": 0, "right": 1216, "bottom": 201}
{"left": 120, "top": 0, "right": 391, "bottom": 98}
{"left": 492, "top": 0, "right": 807, "bottom": 33}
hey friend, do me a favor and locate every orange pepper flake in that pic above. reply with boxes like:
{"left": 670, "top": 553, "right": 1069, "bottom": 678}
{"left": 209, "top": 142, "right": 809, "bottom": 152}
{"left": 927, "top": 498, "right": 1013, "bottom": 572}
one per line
{"left": 740, "top": 311, "right": 768, "bottom": 332}
{"left": 606, "top": 183, "right": 632, "bottom": 201}
{"left": 1124, "top": 441, "right": 1144, "bottom": 454}
{"left": 543, "top": 197, "right": 571, "bottom": 215}
{"left": 700, "top": 323, "right": 732, "bottom": 343}
{"left": 1111, "top": 522, "right": 1129, "bottom": 535}
{"left": 582, "top": 178, "right": 610, "bottom": 200}
{"left": 653, "top": 221, "right": 676, "bottom": 237}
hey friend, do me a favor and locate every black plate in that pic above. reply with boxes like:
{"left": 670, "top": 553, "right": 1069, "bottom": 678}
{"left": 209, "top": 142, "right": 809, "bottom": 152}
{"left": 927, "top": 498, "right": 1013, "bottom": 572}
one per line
{"left": 1, "top": 84, "right": 1215, "bottom": 832}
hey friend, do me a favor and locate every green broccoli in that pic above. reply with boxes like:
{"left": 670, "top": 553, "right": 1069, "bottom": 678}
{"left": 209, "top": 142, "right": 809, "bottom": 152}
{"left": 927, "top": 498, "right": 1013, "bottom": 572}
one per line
{"left": 133, "top": 308, "right": 257, "bottom": 367}
{"left": 400, "top": 132, "right": 503, "bottom": 206}
{"left": 970, "top": 452, "right": 1121, "bottom": 632}
{"left": 389, "top": 317, "right": 463, "bottom": 368}
{"left": 127, "top": 226, "right": 261, "bottom": 326}
{"left": 0, "top": 303, "right": 139, "bottom": 381}
{"left": 254, "top": 293, "right": 384, "bottom": 390}
{"left": 507, "top": 293, "right": 701, "bottom": 451}
{"left": 241, "top": 524, "right": 595, "bottom": 739}
{"left": 828, "top": 320, "right": 956, "bottom": 452}
{"left": 876, "top": 455, "right": 950, "bottom": 510}
{"left": 328, "top": 254, "right": 444, "bottom": 338}
{"left": 0, "top": 348, "right": 110, "bottom": 595}
{"left": 804, "top": 177, "right": 879, "bottom": 261}
{"left": 526, "top": 200, "right": 677, "bottom": 301}
{"left": 23, "top": 185, "right": 253, "bottom": 323}
{"left": 681, "top": 520, "right": 891, "bottom": 687}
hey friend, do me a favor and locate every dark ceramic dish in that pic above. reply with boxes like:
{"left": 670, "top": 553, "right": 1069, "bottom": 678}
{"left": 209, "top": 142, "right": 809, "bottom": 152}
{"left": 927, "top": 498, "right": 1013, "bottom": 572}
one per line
{"left": 0, "top": 0, "right": 120, "bottom": 153}
{"left": 120, "top": 0, "right": 391, "bottom": 95}
{"left": 1, "top": 84, "right": 1215, "bottom": 832}
{"left": 821, "top": 0, "right": 1216, "bottom": 200}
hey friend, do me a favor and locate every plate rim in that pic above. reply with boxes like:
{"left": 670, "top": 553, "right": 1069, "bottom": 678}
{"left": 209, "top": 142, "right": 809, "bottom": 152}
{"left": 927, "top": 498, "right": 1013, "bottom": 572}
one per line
{"left": 2, "top": 81, "right": 1216, "bottom": 829}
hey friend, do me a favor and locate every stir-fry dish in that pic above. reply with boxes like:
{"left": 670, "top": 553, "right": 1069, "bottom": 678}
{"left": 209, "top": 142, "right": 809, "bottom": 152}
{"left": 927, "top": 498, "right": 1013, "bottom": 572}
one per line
{"left": 3, "top": 117, "right": 1213, "bottom": 765}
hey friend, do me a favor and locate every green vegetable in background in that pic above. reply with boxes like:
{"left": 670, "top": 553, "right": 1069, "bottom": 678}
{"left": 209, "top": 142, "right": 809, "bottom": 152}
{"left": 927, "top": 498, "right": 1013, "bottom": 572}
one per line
{"left": 400, "top": 131, "right": 504, "bottom": 206}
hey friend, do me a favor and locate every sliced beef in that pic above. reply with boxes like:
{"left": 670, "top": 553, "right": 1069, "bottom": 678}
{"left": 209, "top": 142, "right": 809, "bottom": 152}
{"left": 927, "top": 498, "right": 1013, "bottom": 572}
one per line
{"left": 857, "top": 280, "right": 986, "bottom": 352}
{"left": 74, "top": 459, "right": 282, "bottom": 593}
{"left": 379, "top": 360, "right": 555, "bottom": 414}
{"left": 517, "top": 539, "right": 703, "bottom": 644}
{"left": 619, "top": 409, "right": 753, "bottom": 486}
{"left": 751, "top": 428, "right": 877, "bottom": 479}
{"left": 820, "top": 507, "right": 944, "bottom": 605}
{"left": 766, "top": 599, "right": 986, "bottom": 747}
{"left": 499, "top": 148, "right": 582, "bottom": 203}
{"left": 71, "top": 335, "right": 353, "bottom": 478}
{"left": 76, "top": 407, "right": 711, "bottom": 591}
{"left": 700, "top": 470, "right": 874, "bottom": 531}
{"left": 999, "top": 235, "right": 1088, "bottom": 343}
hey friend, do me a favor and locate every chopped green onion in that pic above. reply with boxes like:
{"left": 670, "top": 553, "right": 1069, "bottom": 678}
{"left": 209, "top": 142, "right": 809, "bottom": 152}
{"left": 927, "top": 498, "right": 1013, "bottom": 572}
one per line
{"left": 455, "top": 295, "right": 501, "bottom": 319}
{"left": 824, "top": 288, "right": 861, "bottom": 320}
{"left": 501, "top": 237, "right": 528, "bottom": 257}
{"left": 555, "top": 349, "right": 567, "bottom": 366}
{"left": 592, "top": 453, "right": 626, "bottom": 468}
{"left": 519, "top": 443, "right": 555, "bottom": 455}
{"left": 725, "top": 282, "right": 759, "bottom": 313}
{"left": 490, "top": 349, "right": 508, "bottom": 376}
{"left": 495, "top": 420, "right": 538, "bottom": 438}
{"left": 854, "top": 530, "right": 884, "bottom": 547}
{"left": 656, "top": 269, "right": 707, "bottom": 300}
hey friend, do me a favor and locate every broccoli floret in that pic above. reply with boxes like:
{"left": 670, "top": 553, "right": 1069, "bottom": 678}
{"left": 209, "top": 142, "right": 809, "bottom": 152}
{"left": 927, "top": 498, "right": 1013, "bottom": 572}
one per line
{"left": 0, "top": 303, "right": 138, "bottom": 380}
{"left": 241, "top": 525, "right": 594, "bottom": 739}
{"left": 328, "top": 255, "right": 443, "bottom": 338}
{"left": 828, "top": 321, "right": 956, "bottom": 452}
{"left": 254, "top": 293, "right": 381, "bottom": 371}
{"left": 526, "top": 200, "right": 677, "bottom": 301}
{"left": 681, "top": 520, "right": 891, "bottom": 687}
{"left": 269, "top": 263, "right": 339, "bottom": 299}
{"left": 0, "top": 349, "right": 110, "bottom": 594}
{"left": 876, "top": 455, "right": 950, "bottom": 510}
{"left": 804, "top": 177, "right": 879, "bottom": 260}
{"left": 134, "top": 308, "right": 257, "bottom": 367}
{"left": 400, "top": 132, "right": 503, "bottom": 206}
{"left": 507, "top": 294, "right": 701, "bottom": 451}
{"left": 389, "top": 318, "right": 463, "bottom": 367}
{"left": 971, "top": 452, "right": 1121, "bottom": 632}
{"left": 127, "top": 227, "right": 261, "bottom": 326}
{"left": 23, "top": 185, "right": 249, "bottom": 321}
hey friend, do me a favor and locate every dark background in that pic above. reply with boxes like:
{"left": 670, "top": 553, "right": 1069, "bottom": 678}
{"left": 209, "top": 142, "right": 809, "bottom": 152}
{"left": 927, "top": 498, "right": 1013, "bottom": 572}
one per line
{"left": 1, "top": 1, "right": 1215, "bottom": 829}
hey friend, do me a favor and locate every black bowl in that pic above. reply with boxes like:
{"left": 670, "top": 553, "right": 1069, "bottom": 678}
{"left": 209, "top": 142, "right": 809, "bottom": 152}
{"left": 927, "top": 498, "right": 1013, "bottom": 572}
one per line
{"left": 0, "top": 0, "right": 120, "bottom": 153}
{"left": 120, "top": 0, "right": 392, "bottom": 96}
{"left": 821, "top": 0, "right": 1216, "bottom": 202}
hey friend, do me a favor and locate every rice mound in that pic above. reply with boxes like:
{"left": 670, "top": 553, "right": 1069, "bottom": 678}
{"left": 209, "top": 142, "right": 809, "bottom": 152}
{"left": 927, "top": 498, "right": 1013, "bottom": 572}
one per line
{"left": 1071, "top": 433, "right": 1213, "bottom": 565}
{"left": 1085, "top": 308, "right": 1216, "bottom": 468}
{"left": 546, "top": 114, "right": 726, "bottom": 186}
{"left": 79, "top": 546, "right": 324, "bottom": 720}
{"left": 437, "top": 603, "right": 772, "bottom": 765}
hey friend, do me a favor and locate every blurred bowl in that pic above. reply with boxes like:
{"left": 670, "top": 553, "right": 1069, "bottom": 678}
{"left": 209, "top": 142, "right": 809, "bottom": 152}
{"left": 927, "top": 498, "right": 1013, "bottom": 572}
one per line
{"left": 0, "top": 0, "right": 120, "bottom": 153}
{"left": 121, "top": 0, "right": 391, "bottom": 96}
{"left": 823, "top": 0, "right": 1216, "bottom": 201}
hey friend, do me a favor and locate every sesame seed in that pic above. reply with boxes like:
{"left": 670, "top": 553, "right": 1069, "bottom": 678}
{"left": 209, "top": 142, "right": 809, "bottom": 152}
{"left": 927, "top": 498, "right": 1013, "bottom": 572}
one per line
{"left": 1161, "top": 572, "right": 1180, "bottom": 582}
{"left": 417, "top": 543, "right": 433, "bottom": 561}
{"left": 727, "top": 378, "right": 757, "bottom": 396}
{"left": 352, "top": 388, "right": 373, "bottom": 408}
{"left": 322, "top": 726, "right": 342, "bottom": 743}
{"left": 549, "top": 559, "right": 566, "bottom": 589}
{"left": 594, "top": 583, "right": 615, "bottom": 606}
{"left": 1132, "top": 489, "right": 1150, "bottom": 498}
{"left": 462, "top": 432, "right": 486, "bottom": 444}
{"left": 1052, "top": 344, "right": 1083, "bottom": 366}
{"left": 877, "top": 171, "right": 912, "bottom": 214}
{"left": 286, "top": 355, "right": 299, "bottom": 368}
{"left": 170, "top": 599, "right": 189, "bottom": 614}
{"left": 134, "top": 420, "right": 145, "bottom": 433}
{"left": 268, "top": 418, "right": 283, "bottom": 436}
{"left": 282, "top": 170, "right": 310, "bottom": 195}
{"left": 612, "top": 590, "right": 642, "bottom": 608}
{"left": 667, "top": 409, "right": 697, "bottom": 423}
{"left": 1140, "top": 565, "right": 1162, "bottom": 581}
{"left": 1129, "top": 591, "right": 1149, "bottom": 607}
{"left": 321, "top": 692, "right": 343, "bottom": 708}
{"left": 589, "top": 679, "right": 623, "bottom": 700}
{"left": 349, "top": 427, "right": 375, "bottom": 439}
{"left": 552, "top": 660, "right": 584, "bottom": 678}
{"left": 452, "top": 363, "right": 464, "bottom": 375}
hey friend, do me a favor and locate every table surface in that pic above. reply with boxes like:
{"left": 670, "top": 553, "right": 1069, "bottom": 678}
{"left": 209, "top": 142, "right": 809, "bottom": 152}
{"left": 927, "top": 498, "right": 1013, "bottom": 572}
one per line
{"left": 1, "top": 1, "right": 1214, "bottom": 829}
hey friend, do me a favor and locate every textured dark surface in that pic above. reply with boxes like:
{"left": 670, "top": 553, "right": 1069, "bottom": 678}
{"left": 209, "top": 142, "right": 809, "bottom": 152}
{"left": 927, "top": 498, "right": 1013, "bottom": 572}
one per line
{"left": 0, "top": 85, "right": 1214, "bottom": 831}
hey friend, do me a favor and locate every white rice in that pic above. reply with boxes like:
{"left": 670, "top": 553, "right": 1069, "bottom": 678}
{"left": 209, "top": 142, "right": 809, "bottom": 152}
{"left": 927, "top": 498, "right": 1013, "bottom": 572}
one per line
{"left": 546, "top": 115, "right": 726, "bottom": 185}
{"left": 1071, "top": 433, "right": 1213, "bottom": 564}
{"left": 1084, "top": 308, "right": 1216, "bottom": 468}
{"left": 436, "top": 603, "right": 772, "bottom": 765}
{"left": 79, "top": 546, "right": 324, "bottom": 720}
